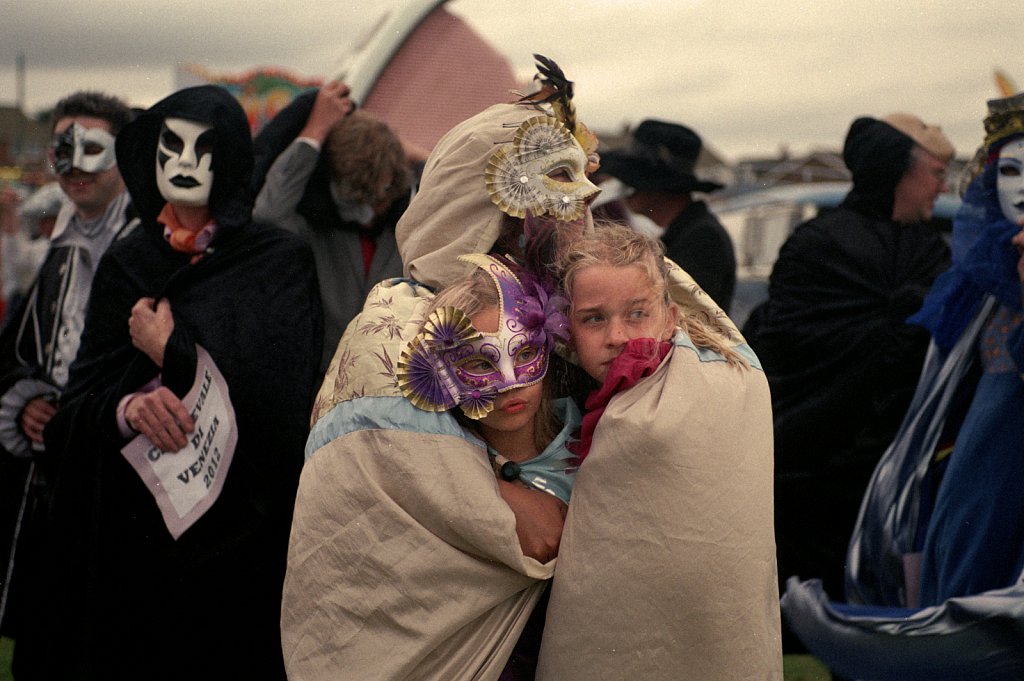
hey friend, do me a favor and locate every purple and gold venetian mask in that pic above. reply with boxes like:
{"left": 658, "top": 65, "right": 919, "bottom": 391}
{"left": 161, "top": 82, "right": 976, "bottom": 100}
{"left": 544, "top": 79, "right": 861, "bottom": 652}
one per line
{"left": 397, "top": 254, "right": 569, "bottom": 420}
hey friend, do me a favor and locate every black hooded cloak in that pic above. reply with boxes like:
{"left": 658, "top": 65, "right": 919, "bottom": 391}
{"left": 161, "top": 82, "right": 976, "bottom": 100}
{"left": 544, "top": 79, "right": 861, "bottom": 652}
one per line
{"left": 15, "top": 86, "right": 322, "bottom": 680}
{"left": 742, "top": 117, "right": 951, "bottom": 614}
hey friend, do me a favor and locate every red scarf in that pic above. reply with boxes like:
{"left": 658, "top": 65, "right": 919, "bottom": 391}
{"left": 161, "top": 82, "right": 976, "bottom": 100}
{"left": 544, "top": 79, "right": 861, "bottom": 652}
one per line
{"left": 571, "top": 338, "right": 672, "bottom": 462}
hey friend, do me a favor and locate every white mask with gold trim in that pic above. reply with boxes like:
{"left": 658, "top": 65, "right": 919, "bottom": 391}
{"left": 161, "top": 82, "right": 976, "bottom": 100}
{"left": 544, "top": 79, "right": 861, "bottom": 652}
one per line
{"left": 485, "top": 115, "right": 600, "bottom": 222}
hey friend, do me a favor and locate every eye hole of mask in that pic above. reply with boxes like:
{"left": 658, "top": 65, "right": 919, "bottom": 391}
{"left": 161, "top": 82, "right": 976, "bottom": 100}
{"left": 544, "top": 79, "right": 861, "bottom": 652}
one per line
{"left": 194, "top": 129, "right": 216, "bottom": 158}
{"left": 456, "top": 356, "right": 499, "bottom": 377}
{"left": 160, "top": 129, "right": 184, "bottom": 154}
{"left": 515, "top": 345, "right": 539, "bottom": 366}
{"left": 546, "top": 167, "right": 574, "bottom": 182}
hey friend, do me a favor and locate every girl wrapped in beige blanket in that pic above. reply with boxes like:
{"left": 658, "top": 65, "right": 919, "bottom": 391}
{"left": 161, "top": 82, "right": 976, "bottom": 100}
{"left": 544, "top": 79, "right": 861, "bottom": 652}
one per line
{"left": 282, "top": 57, "right": 781, "bottom": 680}
{"left": 535, "top": 224, "right": 781, "bottom": 680}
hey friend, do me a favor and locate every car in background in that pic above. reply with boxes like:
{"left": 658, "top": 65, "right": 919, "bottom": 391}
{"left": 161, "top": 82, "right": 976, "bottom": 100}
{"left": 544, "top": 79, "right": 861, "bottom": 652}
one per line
{"left": 711, "top": 182, "right": 961, "bottom": 328}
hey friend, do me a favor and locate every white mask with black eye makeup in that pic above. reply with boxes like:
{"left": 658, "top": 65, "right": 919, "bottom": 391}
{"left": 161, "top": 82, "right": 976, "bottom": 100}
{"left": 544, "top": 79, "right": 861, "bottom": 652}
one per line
{"left": 51, "top": 122, "right": 117, "bottom": 175}
{"left": 996, "top": 139, "right": 1024, "bottom": 225}
{"left": 156, "top": 117, "right": 215, "bottom": 207}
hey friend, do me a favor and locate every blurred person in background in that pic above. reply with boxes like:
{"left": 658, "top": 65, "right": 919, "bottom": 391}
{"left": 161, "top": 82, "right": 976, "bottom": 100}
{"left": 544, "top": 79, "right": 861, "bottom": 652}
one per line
{"left": 742, "top": 111, "right": 954, "bottom": 650}
{"left": 598, "top": 119, "right": 736, "bottom": 313}
{"left": 0, "top": 183, "right": 65, "bottom": 323}
{"left": 0, "top": 92, "right": 132, "bottom": 654}
{"left": 252, "top": 81, "right": 413, "bottom": 374}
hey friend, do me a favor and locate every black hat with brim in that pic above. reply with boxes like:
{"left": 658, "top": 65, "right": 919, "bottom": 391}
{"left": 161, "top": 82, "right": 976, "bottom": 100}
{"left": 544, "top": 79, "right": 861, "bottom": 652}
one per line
{"left": 600, "top": 119, "right": 724, "bottom": 194}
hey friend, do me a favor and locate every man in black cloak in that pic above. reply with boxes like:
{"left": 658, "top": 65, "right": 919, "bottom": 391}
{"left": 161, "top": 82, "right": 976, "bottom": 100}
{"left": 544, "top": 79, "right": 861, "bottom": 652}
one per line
{"left": 742, "top": 112, "right": 954, "bottom": 645}
{"left": 14, "top": 85, "right": 322, "bottom": 680}
{"left": 0, "top": 92, "right": 133, "bottom": 645}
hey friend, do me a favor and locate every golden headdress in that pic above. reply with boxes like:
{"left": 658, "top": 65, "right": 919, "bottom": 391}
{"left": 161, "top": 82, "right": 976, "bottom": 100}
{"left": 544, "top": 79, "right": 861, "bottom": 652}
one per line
{"left": 983, "top": 91, "right": 1024, "bottom": 152}
{"left": 962, "top": 90, "right": 1024, "bottom": 193}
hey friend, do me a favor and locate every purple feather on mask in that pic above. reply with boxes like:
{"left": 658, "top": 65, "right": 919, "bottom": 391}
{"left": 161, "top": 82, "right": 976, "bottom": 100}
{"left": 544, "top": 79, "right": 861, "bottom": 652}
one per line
{"left": 513, "top": 263, "right": 571, "bottom": 350}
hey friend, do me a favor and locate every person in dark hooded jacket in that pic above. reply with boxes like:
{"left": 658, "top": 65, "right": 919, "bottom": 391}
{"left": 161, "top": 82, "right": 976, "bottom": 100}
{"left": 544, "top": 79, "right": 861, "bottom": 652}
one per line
{"left": 13, "top": 85, "right": 322, "bottom": 681}
{"left": 742, "top": 112, "right": 954, "bottom": 646}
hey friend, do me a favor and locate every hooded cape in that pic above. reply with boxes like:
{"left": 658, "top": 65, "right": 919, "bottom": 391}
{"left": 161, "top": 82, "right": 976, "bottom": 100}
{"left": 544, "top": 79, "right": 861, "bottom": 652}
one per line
{"left": 285, "top": 102, "right": 554, "bottom": 681}
{"left": 536, "top": 329, "right": 780, "bottom": 681}
{"left": 742, "top": 117, "right": 951, "bottom": 601}
{"left": 16, "top": 85, "right": 322, "bottom": 681}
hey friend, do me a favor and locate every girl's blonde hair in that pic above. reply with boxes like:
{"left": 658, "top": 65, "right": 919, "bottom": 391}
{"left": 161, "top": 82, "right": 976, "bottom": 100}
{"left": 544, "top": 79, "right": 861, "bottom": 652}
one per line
{"left": 560, "top": 222, "right": 746, "bottom": 367}
{"left": 427, "top": 267, "right": 498, "bottom": 319}
{"left": 428, "top": 268, "right": 561, "bottom": 452}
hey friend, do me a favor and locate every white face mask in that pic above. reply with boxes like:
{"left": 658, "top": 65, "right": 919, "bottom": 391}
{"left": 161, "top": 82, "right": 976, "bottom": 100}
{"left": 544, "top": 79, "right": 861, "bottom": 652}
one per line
{"left": 486, "top": 115, "right": 601, "bottom": 222}
{"left": 156, "top": 117, "right": 214, "bottom": 207}
{"left": 51, "top": 122, "right": 116, "bottom": 175}
{"left": 996, "top": 139, "right": 1024, "bottom": 225}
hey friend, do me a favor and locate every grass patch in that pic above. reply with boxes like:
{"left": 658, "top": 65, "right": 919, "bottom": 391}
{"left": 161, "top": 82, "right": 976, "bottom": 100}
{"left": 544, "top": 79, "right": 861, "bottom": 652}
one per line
{"left": 784, "top": 654, "right": 832, "bottom": 680}
{"left": 0, "top": 637, "right": 12, "bottom": 681}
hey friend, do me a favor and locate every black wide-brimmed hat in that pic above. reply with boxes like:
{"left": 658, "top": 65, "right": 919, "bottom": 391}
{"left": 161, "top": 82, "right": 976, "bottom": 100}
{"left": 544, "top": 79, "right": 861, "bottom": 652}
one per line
{"left": 600, "top": 119, "right": 723, "bottom": 194}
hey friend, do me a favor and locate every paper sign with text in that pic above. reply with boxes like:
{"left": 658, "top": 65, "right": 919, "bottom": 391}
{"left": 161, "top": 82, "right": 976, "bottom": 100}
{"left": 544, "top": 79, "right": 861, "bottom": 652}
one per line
{"left": 121, "top": 346, "right": 238, "bottom": 540}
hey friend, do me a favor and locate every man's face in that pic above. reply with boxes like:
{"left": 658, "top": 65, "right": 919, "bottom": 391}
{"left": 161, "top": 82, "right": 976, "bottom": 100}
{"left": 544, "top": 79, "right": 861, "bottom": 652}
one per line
{"left": 625, "top": 190, "right": 673, "bottom": 236}
{"left": 996, "top": 139, "right": 1024, "bottom": 225}
{"left": 891, "top": 149, "right": 948, "bottom": 223}
{"left": 330, "top": 171, "right": 398, "bottom": 230}
{"left": 156, "top": 117, "right": 215, "bottom": 207}
{"left": 51, "top": 116, "right": 124, "bottom": 220}
{"left": 329, "top": 180, "right": 375, "bottom": 228}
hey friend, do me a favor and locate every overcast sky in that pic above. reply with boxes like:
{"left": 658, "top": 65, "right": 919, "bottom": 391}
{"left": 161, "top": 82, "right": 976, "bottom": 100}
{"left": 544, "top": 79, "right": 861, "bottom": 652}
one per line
{"left": 1, "top": 0, "right": 1020, "bottom": 161}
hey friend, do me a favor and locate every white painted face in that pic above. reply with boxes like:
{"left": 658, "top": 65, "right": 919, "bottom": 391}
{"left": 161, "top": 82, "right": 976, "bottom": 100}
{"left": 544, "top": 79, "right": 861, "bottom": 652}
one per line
{"left": 156, "top": 117, "right": 214, "bottom": 207}
{"left": 996, "top": 139, "right": 1024, "bottom": 225}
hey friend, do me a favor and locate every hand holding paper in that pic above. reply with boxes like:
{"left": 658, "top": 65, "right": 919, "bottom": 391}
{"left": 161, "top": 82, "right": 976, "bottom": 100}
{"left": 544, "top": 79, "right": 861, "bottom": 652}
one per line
{"left": 121, "top": 346, "right": 237, "bottom": 539}
{"left": 125, "top": 386, "right": 193, "bottom": 452}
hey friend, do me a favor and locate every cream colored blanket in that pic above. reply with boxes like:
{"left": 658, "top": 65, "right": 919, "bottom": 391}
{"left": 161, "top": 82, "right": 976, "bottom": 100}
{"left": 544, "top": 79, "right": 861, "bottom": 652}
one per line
{"left": 285, "top": 269, "right": 779, "bottom": 680}
{"left": 536, "top": 337, "right": 783, "bottom": 680}
{"left": 282, "top": 429, "right": 553, "bottom": 681}
{"left": 282, "top": 280, "right": 554, "bottom": 681}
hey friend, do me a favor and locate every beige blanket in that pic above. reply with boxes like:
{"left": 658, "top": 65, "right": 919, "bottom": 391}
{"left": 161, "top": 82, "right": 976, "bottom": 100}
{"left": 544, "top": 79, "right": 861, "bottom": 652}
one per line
{"left": 283, "top": 280, "right": 554, "bottom": 681}
{"left": 536, "top": 340, "right": 782, "bottom": 680}
{"left": 287, "top": 271, "right": 778, "bottom": 679}
{"left": 282, "top": 428, "right": 553, "bottom": 681}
